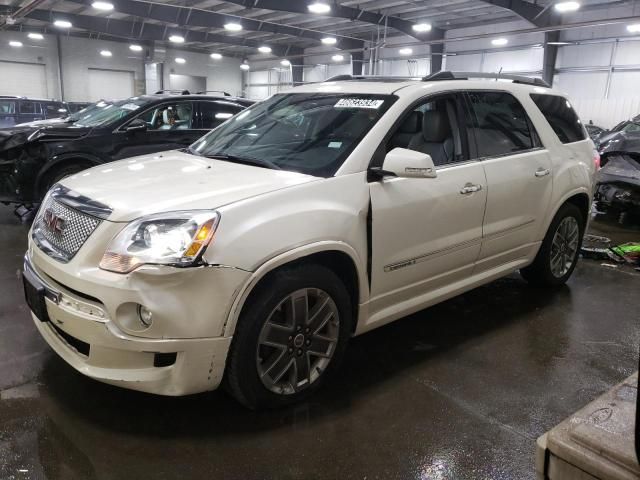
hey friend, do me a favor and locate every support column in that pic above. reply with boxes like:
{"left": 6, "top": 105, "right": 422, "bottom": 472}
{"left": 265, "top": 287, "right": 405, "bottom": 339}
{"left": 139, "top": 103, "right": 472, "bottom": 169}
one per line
{"left": 351, "top": 51, "right": 364, "bottom": 75}
{"left": 292, "top": 64, "right": 303, "bottom": 85}
{"left": 430, "top": 43, "right": 444, "bottom": 74}
{"left": 543, "top": 31, "right": 559, "bottom": 87}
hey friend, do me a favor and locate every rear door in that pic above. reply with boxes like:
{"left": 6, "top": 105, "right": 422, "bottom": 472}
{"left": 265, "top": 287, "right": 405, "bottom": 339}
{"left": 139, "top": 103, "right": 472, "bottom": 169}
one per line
{"left": 196, "top": 100, "right": 245, "bottom": 132}
{"left": 466, "top": 91, "right": 553, "bottom": 271}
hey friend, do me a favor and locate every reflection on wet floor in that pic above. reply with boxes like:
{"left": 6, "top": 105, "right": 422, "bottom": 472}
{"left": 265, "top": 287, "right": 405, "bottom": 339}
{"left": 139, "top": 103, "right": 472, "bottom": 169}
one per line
{"left": 0, "top": 206, "right": 638, "bottom": 480}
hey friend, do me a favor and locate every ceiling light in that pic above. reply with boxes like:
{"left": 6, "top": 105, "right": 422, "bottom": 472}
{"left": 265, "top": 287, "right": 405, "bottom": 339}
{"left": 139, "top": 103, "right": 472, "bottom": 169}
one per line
{"left": 321, "top": 37, "right": 337, "bottom": 45}
{"left": 175, "top": 57, "right": 186, "bottom": 64}
{"left": 100, "top": 50, "right": 112, "bottom": 57}
{"left": 332, "top": 54, "right": 344, "bottom": 62}
{"left": 129, "top": 44, "right": 143, "bottom": 52}
{"left": 53, "top": 20, "right": 72, "bottom": 28}
{"left": 210, "top": 53, "right": 222, "bottom": 59}
{"left": 258, "top": 46, "right": 272, "bottom": 53}
{"left": 92, "top": 1, "right": 114, "bottom": 11}
{"left": 169, "top": 35, "right": 184, "bottom": 43}
{"left": 280, "top": 59, "right": 291, "bottom": 66}
{"left": 547, "top": 41, "right": 572, "bottom": 45}
{"left": 491, "top": 38, "right": 508, "bottom": 46}
{"left": 412, "top": 23, "right": 432, "bottom": 33}
{"left": 627, "top": 23, "right": 640, "bottom": 33}
{"left": 240, "top": 63, "right": 250, "bottom": 70}
{"left": 28, "top": 33, "right": 43, "bottom": 40}
{"left": 308, "top": 2, "right": 331, "bottom": 14}
{"left": 9, "top": 41, "right": 23, "bottom": 47}
{"left": 224, "top": 22, "right": 242, "bottom": 31}
{"left": 554, "top": 1, "right": 580, "bottom": 12}
{"left": 399, "top": 47, "right": 413, "bottom": 55}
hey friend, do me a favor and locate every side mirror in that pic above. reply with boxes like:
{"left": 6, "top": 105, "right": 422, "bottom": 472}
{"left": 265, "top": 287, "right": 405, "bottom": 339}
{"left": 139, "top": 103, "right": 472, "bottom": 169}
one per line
{"left": 125, "top": 118, "right": 147, "bottom": 133}
{"left": 377, "top": 147, "right": 437, "bottom": 179}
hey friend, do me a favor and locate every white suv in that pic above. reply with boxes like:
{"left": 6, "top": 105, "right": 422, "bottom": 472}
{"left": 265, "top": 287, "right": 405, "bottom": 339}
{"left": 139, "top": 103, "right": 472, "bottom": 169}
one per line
{"left": 23, "top": 72, "right": 597, "bottom": 408}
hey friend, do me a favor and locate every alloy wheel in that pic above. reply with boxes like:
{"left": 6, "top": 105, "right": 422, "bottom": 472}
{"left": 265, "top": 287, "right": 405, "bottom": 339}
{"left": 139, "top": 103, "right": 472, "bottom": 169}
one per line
{"left": 550, "top": 216, "right": 580, "bottom": 278}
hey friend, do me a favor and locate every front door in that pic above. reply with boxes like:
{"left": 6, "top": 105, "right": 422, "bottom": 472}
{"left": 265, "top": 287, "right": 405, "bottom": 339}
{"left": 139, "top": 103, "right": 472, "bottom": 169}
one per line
{"left": 465, "top": 91, "right": 553, "bottom": 271}
{"left": 368, "top": 93, "right": 487, "bottom": 327}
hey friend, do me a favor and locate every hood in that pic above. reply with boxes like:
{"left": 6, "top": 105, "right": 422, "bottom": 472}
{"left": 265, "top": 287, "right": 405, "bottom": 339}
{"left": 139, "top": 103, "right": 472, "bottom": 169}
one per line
{"left": 59, "top": 150, "right": 320, "bottom": 222}
{"left": 597, "top": 153, "right": 640, "bottom": 188}
{"left": 598, "top": 132, "right": 640, "bottom": 155}
{"left": 15, "top": 117, "right": 68, "bottom": 127}
{"left": 0, "top": 123, "right": 91, "bottom": 151}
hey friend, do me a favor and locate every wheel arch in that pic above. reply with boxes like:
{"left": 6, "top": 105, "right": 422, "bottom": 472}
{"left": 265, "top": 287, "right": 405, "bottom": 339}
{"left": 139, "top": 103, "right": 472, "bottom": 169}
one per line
{"left": 546, "top": 188, "right": 591, "bottom": 232}
{"left": 222, "top": 242, "right": 368, "bottom": 338}
{"left": 35, "top": 153, "right": 102, "bottom": 197}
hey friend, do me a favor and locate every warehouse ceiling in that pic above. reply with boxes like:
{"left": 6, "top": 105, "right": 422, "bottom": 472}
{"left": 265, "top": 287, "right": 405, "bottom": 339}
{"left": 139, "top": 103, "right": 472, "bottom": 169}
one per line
{"left": 0, "top": 0, "right": 635, "bottom": 57}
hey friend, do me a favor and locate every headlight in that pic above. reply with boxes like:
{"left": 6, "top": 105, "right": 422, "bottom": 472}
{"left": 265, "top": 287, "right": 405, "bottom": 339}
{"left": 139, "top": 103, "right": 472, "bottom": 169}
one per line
{"left": 99, "top": 211, "right": 220, "bottom": 273}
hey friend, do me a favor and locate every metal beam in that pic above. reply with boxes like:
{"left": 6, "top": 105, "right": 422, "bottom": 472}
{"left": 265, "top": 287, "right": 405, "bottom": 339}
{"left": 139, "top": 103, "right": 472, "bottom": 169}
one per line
{"left": 21, "top": 8, "right": 304, "bottom": 58}
{"left": 223, "top": 0, "right": 445, "bottom": 41}
{"left": 477, "top": 0, "right": 554, "bottom": 27}
{"left": 64, "top": 0, "right": 365, "bottom": 50}
{"left": 542, "top": 31, "right": 559, "bottom": 86}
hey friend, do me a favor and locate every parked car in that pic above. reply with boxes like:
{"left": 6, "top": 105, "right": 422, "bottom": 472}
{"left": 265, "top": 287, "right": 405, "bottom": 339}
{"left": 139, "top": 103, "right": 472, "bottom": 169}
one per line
{"left": 0, "top": 96, "right": 68, "bottom": 128}
{"left": 585, "top": 123, "right": 605, "bottom": 141}
{"left": 596, "top": 119, "right": 640, "bottom": 153}
{"left": 594, "top": 152, "right": 640, "bottom": 216}
{"left": 0, "top": 92, "right": 253, "bottom": 208}
{"left": 22, "top": 73, "right": 596, "bottom": 408}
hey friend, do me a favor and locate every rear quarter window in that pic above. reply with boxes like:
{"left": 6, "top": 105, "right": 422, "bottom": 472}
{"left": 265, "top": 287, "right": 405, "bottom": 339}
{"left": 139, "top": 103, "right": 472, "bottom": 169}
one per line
{"left": 530, "top": 94, "right": 586, "bottom": 144}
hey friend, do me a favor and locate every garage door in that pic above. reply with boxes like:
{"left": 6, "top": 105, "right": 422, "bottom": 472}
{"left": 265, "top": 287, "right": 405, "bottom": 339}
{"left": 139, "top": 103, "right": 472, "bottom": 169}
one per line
{"left": 87, "top": 68, "right": 134, "bottom": 101}
{"left": 0, "top": 61, "right": 47, "bottom": 97}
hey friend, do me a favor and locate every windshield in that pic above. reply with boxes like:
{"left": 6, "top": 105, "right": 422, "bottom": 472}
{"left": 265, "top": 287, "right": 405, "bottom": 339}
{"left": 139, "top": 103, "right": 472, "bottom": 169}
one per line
{"left": 73, "top": 98, "right": 150, "bottom": 127}
{"left": 189, "top": 93, "right": 395, "bottom": 177}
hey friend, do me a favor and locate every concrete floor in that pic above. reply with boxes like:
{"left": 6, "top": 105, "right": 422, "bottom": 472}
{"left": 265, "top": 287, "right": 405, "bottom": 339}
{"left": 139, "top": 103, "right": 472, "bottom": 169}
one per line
{"left": 0, "top": 206, "right": 638, "bottom": 480}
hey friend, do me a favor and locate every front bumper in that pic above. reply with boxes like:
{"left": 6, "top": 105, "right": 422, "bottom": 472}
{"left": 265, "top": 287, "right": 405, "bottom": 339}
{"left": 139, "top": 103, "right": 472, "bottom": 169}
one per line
{"left": 24, "top": 243, "right": 249, "bottom": 396}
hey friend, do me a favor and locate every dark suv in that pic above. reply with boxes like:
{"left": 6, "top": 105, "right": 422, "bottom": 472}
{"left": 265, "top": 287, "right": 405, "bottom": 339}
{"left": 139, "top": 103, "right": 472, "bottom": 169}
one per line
{"left": 0, "top": 92, "right": 253, "bottom": 211}
{"left": 0, "top": 96, "right": 68, "bottom": 128}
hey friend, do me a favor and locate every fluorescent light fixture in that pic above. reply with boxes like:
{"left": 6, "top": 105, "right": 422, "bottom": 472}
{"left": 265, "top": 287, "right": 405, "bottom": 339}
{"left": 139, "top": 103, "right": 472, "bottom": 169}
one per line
{"left": 627, "top": 23, "right": 640, "bottom": 33}
{"left": 280, "top": 59, "right": 291, "bottom": 66}
{"left": 175, "top": 57, "right": 186, "bottom": 64}
{"left": 100, "top": 50, "right": 112, "bottom": 57}
{"left": 547, "top": 41, "right": 572, "bottom": 45}
{"left": 169, "top": 34, "right": 184, "bottom": 43}
{"left": 399, "top": 47, "right": 413, "bottom": 55}
{"left": 308, "top": 2, "right": 331, "bottom": 14}
{"left": 491, "top": 38, "right": 508, "bottom": 46}
{"left": 258, "top": 46, "right": 272, "bottom": 53}
{"left": 210, "top": 53, "right": 222, "bottom": 59}
{"left": 129, "top": 44, "right": 143, "bottom": 52}
{"left": 92, "top": 1, "right": 114, "bottom": 10}
{"left": 53, "top": 20, "right": 72, "bottom": 28}
{"left": 28, "top": 33, "right": 44, "bottom": 40}
{"left": 224, "top": 22, "right": 242, "bottom": 31}
{"left": 321, "top": 37, "right": 337, "bottom": 45}
{"left": 240, "top": 63, "right": 250, "bottom": 70}
{"left": 412, "top": 23, "right": 432, "bottom": 33}
{"left": 215, "top": 113, "right": 233, "bottom": 119}
{"left": 331, "top": 54, "right": 344, "bottom": 62}
{"left": 9, "top": 41, "right": 23, "bottom": 47}
{"left": 554, "top": 1, "right": 580, "bottom": 12}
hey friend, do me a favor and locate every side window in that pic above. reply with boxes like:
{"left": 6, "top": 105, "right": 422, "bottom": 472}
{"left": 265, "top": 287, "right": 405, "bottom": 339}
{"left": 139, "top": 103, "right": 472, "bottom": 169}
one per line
{"left": 134, "top": 102, "right": 194, "bottom": 131}
{"left": 0, "top": 100, "right": 16, "bottom": 114}
{"left": 468, "top": 91, "right": 536, "bottom": 157}
{"left": 199, "top": 101, "right": 243, "bottom": 130}
{"left": 387, "top": 93, "right": 470, "bottom": 166}
{"left": 530, "top": 93, "right": 586, "bottom": 144}
{"left": 19, "top": 101, "right": 40, "bottom": 114}
{"left": 42, "top": 102, "right": 66, "bottom": 117}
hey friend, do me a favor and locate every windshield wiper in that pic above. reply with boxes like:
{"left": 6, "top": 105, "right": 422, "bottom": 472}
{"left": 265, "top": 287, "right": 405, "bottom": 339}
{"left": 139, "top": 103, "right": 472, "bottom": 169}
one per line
{"left": 204, "top": 153, "right": 281, "bottom": 170}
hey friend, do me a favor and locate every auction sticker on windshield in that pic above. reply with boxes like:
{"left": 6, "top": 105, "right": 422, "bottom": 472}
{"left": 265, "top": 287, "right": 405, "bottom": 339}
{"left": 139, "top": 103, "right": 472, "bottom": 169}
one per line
{"left": 334, "top": 98, "right": 384, "bottom": 109}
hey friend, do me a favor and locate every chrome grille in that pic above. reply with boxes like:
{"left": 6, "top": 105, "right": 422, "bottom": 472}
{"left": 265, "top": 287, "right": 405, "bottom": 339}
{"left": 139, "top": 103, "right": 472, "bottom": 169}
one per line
{"left": 32, "top": 185, "right": 109, "bottom": 263}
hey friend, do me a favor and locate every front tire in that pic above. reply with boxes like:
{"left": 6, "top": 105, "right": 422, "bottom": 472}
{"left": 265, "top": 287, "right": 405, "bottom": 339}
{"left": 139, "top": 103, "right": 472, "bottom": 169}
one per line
{"left": 225, "top": 263, "right": 352, "bottom": 409}
{"left": 520, "top": 203, "right": 585, "bottom": 287}
{"left": 40, "top": 162, "right": 90, "bottom": 199}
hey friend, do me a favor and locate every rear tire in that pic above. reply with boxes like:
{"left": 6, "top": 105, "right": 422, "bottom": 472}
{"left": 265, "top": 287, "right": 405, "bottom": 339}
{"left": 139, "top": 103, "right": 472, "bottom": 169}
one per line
{"left": 520, "top": 203, "right": 585, "bottom": 287}
{"left": 225, "top": 263, "right": 352, "bottom": 409}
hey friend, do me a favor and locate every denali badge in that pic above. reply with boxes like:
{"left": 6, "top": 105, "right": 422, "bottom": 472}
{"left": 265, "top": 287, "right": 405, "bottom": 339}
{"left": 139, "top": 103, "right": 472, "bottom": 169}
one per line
{"left": 43, "top": 209, "right": 67, "bottom": 234}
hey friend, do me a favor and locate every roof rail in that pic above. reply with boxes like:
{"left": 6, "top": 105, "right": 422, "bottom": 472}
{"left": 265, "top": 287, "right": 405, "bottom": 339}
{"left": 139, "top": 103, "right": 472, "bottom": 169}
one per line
{"left": 423, "top": 71, "right": 550, "bottom": 88}
{"left": 325, "top": 74, "right": 422, "bottom": 82}
{"left": 195, "top": 90, "right": 231, "bottom": 96}
{"left": 154, "top": 89, "right": 192, "bottom": 95}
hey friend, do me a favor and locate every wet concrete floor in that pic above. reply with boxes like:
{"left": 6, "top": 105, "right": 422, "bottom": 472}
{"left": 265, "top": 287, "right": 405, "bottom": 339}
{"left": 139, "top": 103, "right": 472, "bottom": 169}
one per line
{"left": 0, "top": 206, "right": 638, "bottom": 480}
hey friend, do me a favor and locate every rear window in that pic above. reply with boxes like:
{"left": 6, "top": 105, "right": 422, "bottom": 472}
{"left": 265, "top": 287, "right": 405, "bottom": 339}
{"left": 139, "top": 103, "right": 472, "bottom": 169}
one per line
{"left": 530, "top": 94, "right": 586, "bottom": 144}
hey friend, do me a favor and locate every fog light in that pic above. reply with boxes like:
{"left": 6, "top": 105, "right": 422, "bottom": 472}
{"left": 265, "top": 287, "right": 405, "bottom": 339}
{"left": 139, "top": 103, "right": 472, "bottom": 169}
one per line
{"left": 138, "top": 305, "right": 153, "bottom": 327}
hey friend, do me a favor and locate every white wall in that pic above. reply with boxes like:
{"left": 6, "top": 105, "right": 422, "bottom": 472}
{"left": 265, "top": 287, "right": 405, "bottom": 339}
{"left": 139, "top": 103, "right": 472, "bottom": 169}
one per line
{"left": 0, "top": 31, "right": 60, "bottom": 99}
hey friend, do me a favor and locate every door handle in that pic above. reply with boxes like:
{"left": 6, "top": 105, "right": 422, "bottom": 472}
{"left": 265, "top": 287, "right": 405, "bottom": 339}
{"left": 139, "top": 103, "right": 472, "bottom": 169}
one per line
{"left": 535, "top": 168, "right": 551, "bottom": 177}
{"left": 460, "top": 183, "right": 483, "bottom": 194}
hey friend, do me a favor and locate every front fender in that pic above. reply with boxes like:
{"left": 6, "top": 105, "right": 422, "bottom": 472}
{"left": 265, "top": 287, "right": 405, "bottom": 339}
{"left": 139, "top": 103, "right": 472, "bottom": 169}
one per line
{"left": 34, "top": 152, "right": 105, "bottom": 196}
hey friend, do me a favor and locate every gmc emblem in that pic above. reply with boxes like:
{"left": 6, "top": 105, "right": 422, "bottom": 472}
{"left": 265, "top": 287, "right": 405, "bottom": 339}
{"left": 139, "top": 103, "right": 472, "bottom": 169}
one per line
{"left": 43, "top": 208, "right": 66, "bottom": 234}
